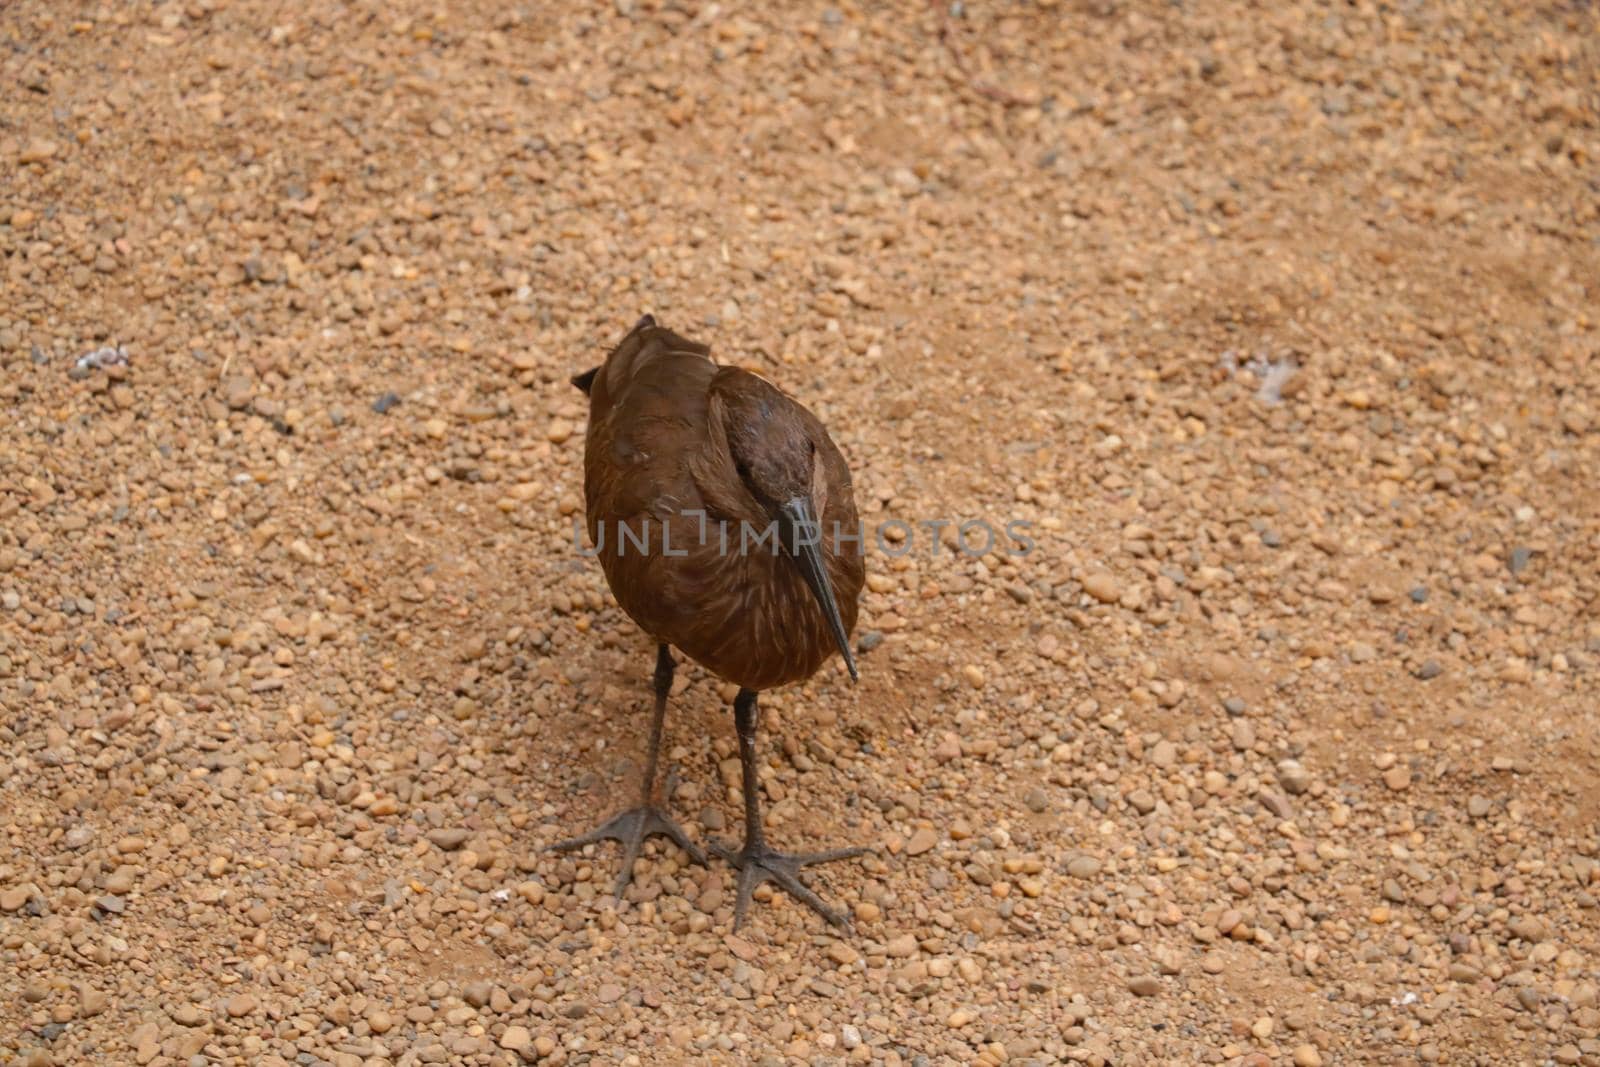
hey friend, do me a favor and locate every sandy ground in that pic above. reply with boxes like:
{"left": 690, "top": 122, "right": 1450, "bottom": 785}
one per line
{"left": 3, "top": 1, "right": 1600, "bottom": 1064}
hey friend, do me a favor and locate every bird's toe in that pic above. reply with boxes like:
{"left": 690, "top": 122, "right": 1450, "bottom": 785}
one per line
{"left": 713, "top": 840, "right": 863, "bottom": 931}
{"left": 548, "top": 805, "right": 706, "bottom": 898}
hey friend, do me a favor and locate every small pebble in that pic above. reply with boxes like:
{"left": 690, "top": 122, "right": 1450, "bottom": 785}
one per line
{"left": 1083, "top": 572, "right": 1121, "bottom": 604}
{"left": 1066, "top": 855, "right": 1102, "bottom": 879}
{"left": 499, "top": 1025, "right": 533, "bottom": 1053}
{"left": 1276, "top": 759, "right": 1312, "bottom": 795}
{"left": 426, "top": 828, "right": 471, "bottom": 851}
{"left": 905, "top": 827, "right": 938, "bottom": 856}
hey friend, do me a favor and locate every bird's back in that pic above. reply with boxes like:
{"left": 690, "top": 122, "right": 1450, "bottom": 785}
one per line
{"left": 576, "top": 319, "right": 863, "bottom": 691}
{"left": 582, "top": 322, "right": 717, "bottom": 522}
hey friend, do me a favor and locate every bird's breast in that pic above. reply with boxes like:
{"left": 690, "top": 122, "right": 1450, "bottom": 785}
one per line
{"left": 594, "top": 511, "right": 860, "bottom": 691}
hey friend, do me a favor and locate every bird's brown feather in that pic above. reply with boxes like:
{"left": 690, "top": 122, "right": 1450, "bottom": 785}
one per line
{"left": 578, "top": 319, "right": 864, "bottom": 691}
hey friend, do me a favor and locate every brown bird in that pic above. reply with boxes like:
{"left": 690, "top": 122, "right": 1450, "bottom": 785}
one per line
{"left": 554, "top": 314, "right": 866, "bottom": 928}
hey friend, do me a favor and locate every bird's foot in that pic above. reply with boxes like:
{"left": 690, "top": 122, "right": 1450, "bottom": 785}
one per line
{"left": 549, "top": 804, "right": 707, "bottom": 899}
{"left": 710, "top": 839, "right": 867, "bottom": 930}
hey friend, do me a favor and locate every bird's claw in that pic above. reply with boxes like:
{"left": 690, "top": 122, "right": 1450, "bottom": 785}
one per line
{"left": 549, "top": 805, "right": 707, "bottom": 899}
{"left": 710, "top": 839, "right": 868, "bottom": 931}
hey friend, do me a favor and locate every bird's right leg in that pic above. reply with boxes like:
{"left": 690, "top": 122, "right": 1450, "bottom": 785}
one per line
{"left": 549, "top": 643, "right": 707, "bottom": 897}
{"left": 711, "top": 688, "right": 867, "bottom": 930}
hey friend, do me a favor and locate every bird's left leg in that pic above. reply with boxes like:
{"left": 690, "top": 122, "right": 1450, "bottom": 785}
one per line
{"left": 550, "top": 643, "right": 707, "bottom": 897}
{"left": 712, "top": 687, "right": 867, "bottom": 930}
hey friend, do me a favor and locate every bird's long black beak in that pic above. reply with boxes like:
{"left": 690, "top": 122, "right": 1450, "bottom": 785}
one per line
{"left": 778, "top": 497, "right": 858, "bottom": 682}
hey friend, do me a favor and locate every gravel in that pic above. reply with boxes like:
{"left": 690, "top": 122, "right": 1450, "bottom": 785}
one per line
{"left": 2, "top": 1, "right": 1598, "bottom": 1065}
